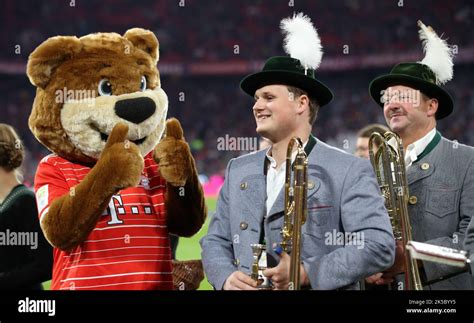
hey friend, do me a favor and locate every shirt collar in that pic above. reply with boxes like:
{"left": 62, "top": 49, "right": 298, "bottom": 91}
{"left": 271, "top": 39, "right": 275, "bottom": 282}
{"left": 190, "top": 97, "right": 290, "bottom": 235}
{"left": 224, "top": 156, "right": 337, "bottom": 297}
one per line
{"left": 404, "top": 128, "right": 437, "bottom": 166}
{"left": 266, "top": 139, "right": 309, "bottom": 170}
{"left": 266, "top": 150, "right": 278, "bottom": 168}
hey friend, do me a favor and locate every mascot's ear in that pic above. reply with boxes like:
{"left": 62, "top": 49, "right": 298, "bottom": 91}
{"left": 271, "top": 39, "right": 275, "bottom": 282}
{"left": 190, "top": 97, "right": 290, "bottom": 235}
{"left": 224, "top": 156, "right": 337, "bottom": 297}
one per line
{"left": 123, "top": 28, "right": 159, "bottom": 63}
{"left": 27, "top": 36, "right": 82, "bottom": 89}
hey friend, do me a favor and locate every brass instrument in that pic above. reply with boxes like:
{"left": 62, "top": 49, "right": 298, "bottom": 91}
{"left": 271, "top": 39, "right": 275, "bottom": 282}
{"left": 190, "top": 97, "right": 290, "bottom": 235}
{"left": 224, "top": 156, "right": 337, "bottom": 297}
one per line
{"left": 281, "top": 137, "right": 308, "bottom": 290}
{"left": 250, "top": 137, "right": 308, "bottom": 290}
{"left": 368, "top": 131, "right": 422, "bottom": 290}
{"left": 250, "top": 243, "right": 271, "bottom": 289}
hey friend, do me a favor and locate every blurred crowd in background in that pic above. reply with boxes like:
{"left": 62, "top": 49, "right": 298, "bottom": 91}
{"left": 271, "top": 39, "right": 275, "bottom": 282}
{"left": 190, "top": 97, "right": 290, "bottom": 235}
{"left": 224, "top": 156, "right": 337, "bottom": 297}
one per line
{"left": 1, "top": 0, "right": 472, "bottom": 61}
{"left": 1, "top": 0, "right": 473, "bottom": 189}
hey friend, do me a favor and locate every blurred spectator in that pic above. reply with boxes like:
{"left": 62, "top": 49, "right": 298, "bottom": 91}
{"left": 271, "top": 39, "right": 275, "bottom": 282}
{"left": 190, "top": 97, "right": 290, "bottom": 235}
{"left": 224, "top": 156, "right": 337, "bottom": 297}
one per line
{"left": 355, "top": 123, "right": 389, "bottom": 158}
{"left": 0, "top": 123, "right": 52, "bottom": 289}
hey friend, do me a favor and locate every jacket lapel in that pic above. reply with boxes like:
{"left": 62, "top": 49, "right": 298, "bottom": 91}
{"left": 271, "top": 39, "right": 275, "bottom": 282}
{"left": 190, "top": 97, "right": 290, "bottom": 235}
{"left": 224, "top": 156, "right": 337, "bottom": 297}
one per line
{"left": 239, "top": 150, "right": 268, "bottom": 224}
{"left": 267, "top": 138, "right": 321, "bottom": 220}
{"left": 407, "top": 140, "right": 441, "bottom": 185}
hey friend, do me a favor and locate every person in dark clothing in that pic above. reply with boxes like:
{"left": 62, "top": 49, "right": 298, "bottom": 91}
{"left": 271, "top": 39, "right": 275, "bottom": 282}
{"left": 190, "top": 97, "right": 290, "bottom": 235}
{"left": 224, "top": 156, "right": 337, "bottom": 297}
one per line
{"left": 0, "top": 123, "right": 52, "bottom": 289}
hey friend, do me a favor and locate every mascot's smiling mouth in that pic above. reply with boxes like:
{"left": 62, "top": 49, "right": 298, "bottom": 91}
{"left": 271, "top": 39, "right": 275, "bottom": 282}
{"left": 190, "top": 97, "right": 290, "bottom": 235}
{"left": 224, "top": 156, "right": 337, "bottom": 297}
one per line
{"left": 99, "top": 131, "right": 148, "bottom": 145}
{"left": 60, "top": 86, "right": 169, "bottom": 160}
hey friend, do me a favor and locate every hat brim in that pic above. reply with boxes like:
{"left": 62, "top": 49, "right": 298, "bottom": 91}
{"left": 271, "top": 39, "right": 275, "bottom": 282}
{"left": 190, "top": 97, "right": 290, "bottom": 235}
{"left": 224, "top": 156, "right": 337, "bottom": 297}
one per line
{"left": 369, "top": 74, "right": 453, "bottom": 120}
{"left": 240, "top": 70, "right": 333, "bottom": 107}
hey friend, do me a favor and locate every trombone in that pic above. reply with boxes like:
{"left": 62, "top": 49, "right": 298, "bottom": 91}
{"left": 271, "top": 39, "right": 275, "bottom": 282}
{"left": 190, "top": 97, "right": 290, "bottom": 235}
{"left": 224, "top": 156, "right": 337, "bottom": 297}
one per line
{"left": 369, "top": 131, "right": 423, "bottom": 290}
{"left": 280, "top": 137, "right": 308, "bottom": 290}
{"left": 250, "top": 137, "right": 308, "bottom": 290}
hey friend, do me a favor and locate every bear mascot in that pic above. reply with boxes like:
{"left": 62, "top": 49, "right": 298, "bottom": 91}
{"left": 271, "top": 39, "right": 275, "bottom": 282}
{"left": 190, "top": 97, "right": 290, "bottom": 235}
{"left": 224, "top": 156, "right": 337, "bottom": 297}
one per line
{"left": 26, "top": 28, "right": 206, "bottom": 290}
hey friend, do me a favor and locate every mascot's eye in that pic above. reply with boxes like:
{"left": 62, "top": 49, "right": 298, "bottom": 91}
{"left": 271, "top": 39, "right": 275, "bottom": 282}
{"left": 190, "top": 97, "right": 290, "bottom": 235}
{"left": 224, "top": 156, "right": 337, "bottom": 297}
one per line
{"left": 98, "top": 79, "right": 113, "bottom": 96}
{"left": 140, "top": 76, "right": 147, "bottom": 91}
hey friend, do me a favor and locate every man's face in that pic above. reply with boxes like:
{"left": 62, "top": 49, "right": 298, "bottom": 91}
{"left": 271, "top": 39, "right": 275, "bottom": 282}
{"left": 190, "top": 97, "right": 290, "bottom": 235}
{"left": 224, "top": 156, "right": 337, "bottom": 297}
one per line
{"left": 253, "top": 85, "right": 300, "bottom": 142}
{"left": 355, "top": 137, "right": 370, "bottom": 159}
{"left": 382, "top": 85, "right": 435, "bottom": 136}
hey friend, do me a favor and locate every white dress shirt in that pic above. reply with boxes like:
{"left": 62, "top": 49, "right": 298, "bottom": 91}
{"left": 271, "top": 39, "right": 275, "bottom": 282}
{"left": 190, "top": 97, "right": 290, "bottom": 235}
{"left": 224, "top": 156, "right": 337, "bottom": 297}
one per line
{"left": 403, "top": 128, "right": 436, "bottom": 168}
{"left": 265, "top": 141, "right": 306, "bottom": 216}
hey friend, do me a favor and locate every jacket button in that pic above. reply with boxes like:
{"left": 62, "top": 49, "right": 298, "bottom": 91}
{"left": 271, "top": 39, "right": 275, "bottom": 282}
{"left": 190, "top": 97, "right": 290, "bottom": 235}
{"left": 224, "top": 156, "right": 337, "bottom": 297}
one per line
{"left": 240, "top": 182, "right": 248, "bottom": 190}
{"left": 409, "top": 196, "right": 418, "bottom": 205}
{"left": 307, "top": 180, "right": 315, "bottom": 190}
{"left": 240, "top": 222, "right": 248, "bottom": 230}
{"left": 421, "top": 163, "right": 430, "bottom": 170}
{"left": 233, "top": 259, "right": 240, "bottom": 266}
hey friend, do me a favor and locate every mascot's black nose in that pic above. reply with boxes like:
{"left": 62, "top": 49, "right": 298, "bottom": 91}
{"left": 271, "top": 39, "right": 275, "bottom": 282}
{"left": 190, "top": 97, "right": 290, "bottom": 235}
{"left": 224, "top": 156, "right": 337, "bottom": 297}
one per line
{"left": 114, "top": 97, "right": 156, "bottom": 124}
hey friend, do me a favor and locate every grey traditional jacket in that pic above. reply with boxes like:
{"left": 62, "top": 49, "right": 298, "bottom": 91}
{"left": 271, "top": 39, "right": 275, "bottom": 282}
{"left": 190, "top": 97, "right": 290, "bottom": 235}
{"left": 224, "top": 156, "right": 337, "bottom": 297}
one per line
{"left": 406, "top": 133, "right": 474, "bottom": 289}
{"left": 201, "top": 137, "right": 396, "bottom": 290}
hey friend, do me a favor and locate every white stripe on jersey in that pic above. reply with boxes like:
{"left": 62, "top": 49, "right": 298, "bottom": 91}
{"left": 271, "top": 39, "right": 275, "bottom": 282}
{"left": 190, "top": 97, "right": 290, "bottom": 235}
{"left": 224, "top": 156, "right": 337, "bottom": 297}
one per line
{"left": 66, "top": 246, "right": 169, "bottom": 256}
{"left": 64, "top": 253, "right": 167, "bottom": 262}
{"left": 58, "top": 280, "right": 173, "bottom": 290}
{"left": 92, "top": 224, "right": 166, "bottom": 231}
{"left": 53, "top": 160, "right": 80, "bottom": 165}
{"left": 39, "top": 207, "right": 49, "bottom": 223}
{"left": 60, "top": 271, "right": 172, "bottom": 282}
{"left": 121, "top": 202, "right": 160, "bottom": 206}
{"left": 113, "top": 218, "right": 164, "bottom": 222}
{"left": 85, "top": 236, "right": 168, "bottom": 243}
{"left": 147, "top": 185, "right": 165, "bottom": 190}
{"left": 119, "top": 192, "right": 164, "bottom": 197}
{"left": 39, "top": 154, "right": 57, "bottom": 164}
{"left": 63, "top": 259, "right": 170, "bottom": 270}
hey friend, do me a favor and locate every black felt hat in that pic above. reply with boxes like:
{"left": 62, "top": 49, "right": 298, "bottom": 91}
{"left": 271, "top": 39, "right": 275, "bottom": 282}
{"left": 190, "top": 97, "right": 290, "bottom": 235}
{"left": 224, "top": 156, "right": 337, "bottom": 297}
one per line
{"left": 369, "top": 20, "right": 455, "bottom": 120}
{"left": 369, "top": 62, "right": 453, "bottom": 120}
{"left": 240, "top": 56, "right": 333, "bottom": 107}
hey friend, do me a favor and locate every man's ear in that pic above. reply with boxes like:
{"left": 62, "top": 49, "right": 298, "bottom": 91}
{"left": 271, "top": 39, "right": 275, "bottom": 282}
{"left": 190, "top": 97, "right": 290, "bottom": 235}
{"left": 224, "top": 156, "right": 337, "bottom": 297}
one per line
{"left": 27, "top": 36, "right": 82, "bottom": 89}
{"left": 297, "top": 94, "right": 310, "bottom": 114}
{"left": 426, "top": 98, "right": 439, "bottom": 118}
{"left": 123, "top": 28, "right": 159, "bottom": 63}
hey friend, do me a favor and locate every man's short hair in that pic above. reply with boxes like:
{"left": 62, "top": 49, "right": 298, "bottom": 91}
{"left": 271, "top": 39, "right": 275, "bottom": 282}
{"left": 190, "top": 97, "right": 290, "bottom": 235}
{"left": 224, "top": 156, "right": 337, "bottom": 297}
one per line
{"left": 286, "top": 86, "right": 320, "bottom": 125}
{"left": 357, "top": 124, "right": 390, "bottom": 148}
{"left": 357, "top": 124, "right": 390, "bottom": 139}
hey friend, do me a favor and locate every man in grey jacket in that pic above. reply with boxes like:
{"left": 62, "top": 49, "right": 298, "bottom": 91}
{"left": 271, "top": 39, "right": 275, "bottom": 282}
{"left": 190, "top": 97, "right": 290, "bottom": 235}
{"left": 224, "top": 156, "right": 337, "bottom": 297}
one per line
{"left": 200, "top": 13, "right": 395, "bottom": 290}
{"left": 367, "top": 21, "right": 474, "bottom": 290}
{"left": 463, "top": 218, "right": 474, "bottom": 274}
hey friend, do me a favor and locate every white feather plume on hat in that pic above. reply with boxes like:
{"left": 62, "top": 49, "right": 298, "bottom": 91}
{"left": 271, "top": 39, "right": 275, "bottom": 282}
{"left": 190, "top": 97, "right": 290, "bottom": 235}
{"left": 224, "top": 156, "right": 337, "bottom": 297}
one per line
{"left": 418, "top": 20, "right": 455, "bottom": 85}
{"left": 280, "top": 12, "right": 322, "bottom": 71}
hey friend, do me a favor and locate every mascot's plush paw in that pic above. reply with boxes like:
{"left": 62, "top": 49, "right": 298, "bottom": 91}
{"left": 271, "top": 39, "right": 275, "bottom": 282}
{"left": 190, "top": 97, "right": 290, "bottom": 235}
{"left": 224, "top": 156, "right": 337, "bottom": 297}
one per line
{"left": 153, "top": 118, "right": 192, "bottom": 187}
{"left": 100, "top": 123, "right": 144, "bottom": 190}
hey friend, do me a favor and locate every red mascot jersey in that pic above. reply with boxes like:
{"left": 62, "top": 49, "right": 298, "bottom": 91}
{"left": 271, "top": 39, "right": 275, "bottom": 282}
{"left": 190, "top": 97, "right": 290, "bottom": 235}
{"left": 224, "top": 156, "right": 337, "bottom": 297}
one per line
{"left": 34, "top": 153, "right": 173, "bottom": 290}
